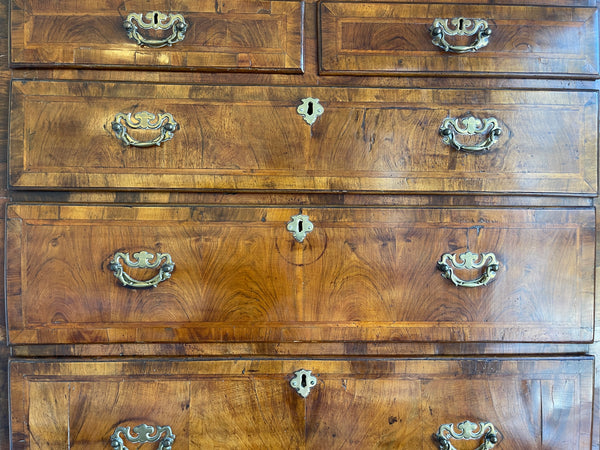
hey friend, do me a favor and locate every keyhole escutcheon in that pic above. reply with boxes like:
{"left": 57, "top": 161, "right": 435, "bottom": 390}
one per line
{"left": 297, "top": 98, "right": 324, "bottom": 125}
{"left": 290, "top": 369, "right": 318, "bottom": 398}
{"left": 287, "top": 214, "right": 314, "bottom": 243}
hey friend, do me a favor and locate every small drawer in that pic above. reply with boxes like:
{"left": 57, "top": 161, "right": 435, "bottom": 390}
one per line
{"left": 10, "top": 0, "right": 304, "bottom": 72}
{"left": 319, "top": 2, "right": 599, "bottom": 78}
{"left": 9, "top": 357, "right": 594, "bottom": 449}
{"left": 6, "top": 204, "right": 594, "bottom": 345}
{"left": 9, "top": 80, "right": 598, "bottom": 195}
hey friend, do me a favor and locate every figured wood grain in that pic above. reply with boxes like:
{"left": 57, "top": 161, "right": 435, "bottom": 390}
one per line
{"left": 5, "top": 204, "right": 595, "bottom": 345}
{"left": 9, "top": 357, "right": 594, "bottom": 449}
{"left": 319, "top": 2, "right": 599, "bottom": 78}
{"left": 189, "top": 377, "right": 305, "bottom": 448}
{"left": 3, "top": 1, "right": 600, "bottom": 449}
{"left": 10, "top": 0, "right": 304, "bottom": 72}
{"left": 9, "top": 80, "right": 598, "bottom": 195}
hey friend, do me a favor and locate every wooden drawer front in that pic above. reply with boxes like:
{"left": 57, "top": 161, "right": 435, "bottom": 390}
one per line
{"left": 10, "top": 357, "right": 594, "bottom": 449}
{"left": 10, "top": 0, "right": 304, "bottom": 72}
{"left": 6, "top": 204, "right": 594, "bottom": 345}
{"left": 9, "top": 80, "right": 598, "bottom": 195}
{"left": 319, "top": 2, "right": 599, "bottom": 77}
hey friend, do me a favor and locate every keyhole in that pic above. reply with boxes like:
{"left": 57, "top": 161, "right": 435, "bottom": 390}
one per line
{"left": 297, "top": 220, "right": 303, "bottom": 233}
{"left": 301, "top": 374, "right": 307, "bottom": 388}
{"left": 153, "top": 12, "right": 160, "bottom": 25}
{"left": 307, "top": 102, "right": 313, "bottom": 116}
{"left": 458, "top": 18, "right": 465, "bottom": 30}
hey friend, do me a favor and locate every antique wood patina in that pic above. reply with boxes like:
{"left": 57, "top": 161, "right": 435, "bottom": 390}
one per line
{"left": 3, "top": 0, "right": 599, "bottom": 448}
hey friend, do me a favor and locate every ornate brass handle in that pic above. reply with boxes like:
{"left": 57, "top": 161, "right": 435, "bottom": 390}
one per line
{"left": 437, "top": 251, "right": 499, "bottom": 287}
{"left": 111, "top": 111, "right": 178, "bottom": 147}
{"left": 109, "top": 251, "right": 175, "bottom": 288}
{"left": 435, "top": 421, "right": 499, "bottom": 450}
{"left": 110, "top": 424, "right": 175, "bottom": 450}
{"left": 123, "top": 12, "right": 188, "bottom": 47}
{"left": 440, "top": 116, "right": 501, "bottom": 152}
{"left": 430, "top": 18, "right": 491, "bottom": 53}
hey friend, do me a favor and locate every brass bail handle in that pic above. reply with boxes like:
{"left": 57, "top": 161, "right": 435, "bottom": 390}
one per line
{"left": 435, "top": 421, "right": 499, "bottom": 450}
{"left": 123, "top": 11, "right": 188, "bottom": 48}
{"left": 437, "top": 251, "right": 499, "bottom": 287}
{"left": 110, "top": 424, "right": 175, "bottom": 450}
{"left": 111, "top": 111, "right": 178, "bottom": 147}
{"left": 440, "top": 116, "right": 502, "bottom": 153}
{"left": 109, "top": 251, "right": 175, "bottom": 289}
{"left": 430, "top": 18, "right": 492, "bottom": 53}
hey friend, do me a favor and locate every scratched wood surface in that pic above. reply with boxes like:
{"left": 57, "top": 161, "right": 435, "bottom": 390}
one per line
{"left": 9, "top": 357, "right": 594, "bottom": 449}
{"left": 319, "top": 2, "right": 599, "bottom": 77}
{"left": 4, "top": 0, "right": 600, "bottom": 448}
{"left": 9, "top": 80, "right": 598, "bottom": 195}
{"left": 10, "top": 0, "right": 304, "bottom": 72}
{"left": 5, "top": 204, "right": 595, "bottom": 345}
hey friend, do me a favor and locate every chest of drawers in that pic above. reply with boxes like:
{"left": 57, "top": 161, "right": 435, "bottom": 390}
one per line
{"left": 4, "top": 0, "right": 599, "bottom": 448}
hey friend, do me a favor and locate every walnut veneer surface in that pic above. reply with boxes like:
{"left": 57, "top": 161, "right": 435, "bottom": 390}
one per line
{"left": 2, "top": 0, "right": 600, "bottom": 448}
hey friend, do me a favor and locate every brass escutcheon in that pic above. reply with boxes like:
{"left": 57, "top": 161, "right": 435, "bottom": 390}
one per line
{"left": 430, "top": 18, "right": 491, "bottom": 53}
{"left": 287, "top": 214, "right": 314, "bottom": 243}
{"left": 123, "top": 11, "right": 188, "bottom": 48}
{"left": 297, "top": 98, "right": 324, "bottom": 125}
{"left": 290, "top": 369, "right": 318, "bottom": 398}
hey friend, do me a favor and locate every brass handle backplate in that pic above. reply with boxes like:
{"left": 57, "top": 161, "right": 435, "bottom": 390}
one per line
{"left": 110, "top": 424, "right": 175, "bottom": 450}
{"left": 437, "top": 251, "right": 499, "bottom": 287}
{"left": 435, "top": 421, "right": 499, "bottom": 450}
{"left": 290, "top": 369, "right": 318, "bottom": 398}
{"left": 430, "top": 18, "right": 491, "bottom": 53}
{"left": 123, "top": 11, "right": 188, "bottom": 47}
{"left": 112, "top": 111, "right": 178, "bottom": 147}
{"left": 109, "top": 251, "right": 175, "bottom": 288}
{"left": 440, "top": 116, "right": 501, "bottom": 152}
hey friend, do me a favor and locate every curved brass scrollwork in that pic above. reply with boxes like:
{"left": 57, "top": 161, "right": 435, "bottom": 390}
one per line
{"left": 110, "top": 424, "right": 175, "bottom": 450}
{"left": 430, "top": 18, "right": 491, "bottom": 53}
{"left": 440, "top": 116, "right": 501, "bottom": 152}
{"left": 123, "top": 11, "right": 187, "bottom": 48}
{"left": 112, "top": 111, "right": 178, "bottom": 147}
{"left": 109, "top": 251, "right": 175, "bottom": 288}
{"left": 435, "top": 421, "right": 499, "bottom": 450}
{"left": 437, "top": 251, "right": 499, "bottom": 287}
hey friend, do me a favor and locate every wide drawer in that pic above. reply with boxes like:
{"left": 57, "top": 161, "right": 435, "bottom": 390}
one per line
{"left": 9, "top": 80, "right": 598, "bottom": 195}
{"left": 10, "top": 0, "right": 304, "bottom": 72}
{"left": 319, "top": 2, "right": 599, "bottom": 78}
{"left": 9, "top": 357, "right": 594, "bottom": 449}
{"left": 6, "top": 204, "right": 594, "bottom": 345}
